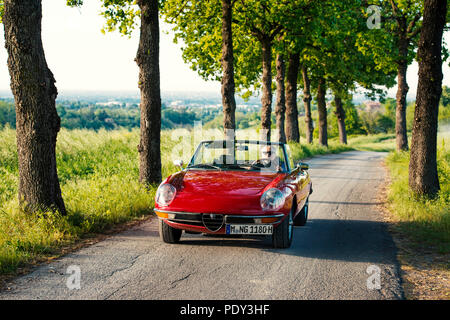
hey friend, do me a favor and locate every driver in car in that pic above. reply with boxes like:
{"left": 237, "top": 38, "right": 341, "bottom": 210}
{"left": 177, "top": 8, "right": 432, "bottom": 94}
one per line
{"left": 259, "top": 145, "right": 282, "bottom": 172}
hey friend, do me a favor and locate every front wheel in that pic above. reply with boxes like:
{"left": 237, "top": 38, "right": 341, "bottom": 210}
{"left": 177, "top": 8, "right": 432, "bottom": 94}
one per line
{"left": 159, "top": 219, "right": 182, "bottom": 243}
{"left": 272, "top": 206, "right": 294, "bottom": 249}
{"left": 293, "top": 197, "right": 309, "bottom": 226}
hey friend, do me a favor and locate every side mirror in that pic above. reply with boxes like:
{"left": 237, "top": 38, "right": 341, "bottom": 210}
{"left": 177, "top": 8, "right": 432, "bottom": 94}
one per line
{"left": 173, "top": 159, "right": 184, "bottom": 170}
{"left": 297, "top": 162, "right": 309, "bottom": 171}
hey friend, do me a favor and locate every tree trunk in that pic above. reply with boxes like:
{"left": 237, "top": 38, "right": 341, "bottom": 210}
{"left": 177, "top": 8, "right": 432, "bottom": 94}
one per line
{"left": 409, "top": 0, "right": 446, "bottom": 197}
{"left": 136, "top": 0, "right": 162, "bottom": 185}
{"left": 3, "top": 0, "right": 66, "bottom": 214}
{"left": 301, "top": 65, "right": 313, "bottom": 144}
{"left": 334, "top": 95, "right": 347, "bottom": 144}
{"left": 395, "top": 37, "right": 410, "bottom": 151}
{"left": 260, "top": 37, "right": 272, "bottom": 141}
{"left": 317, "top": 78, "right": 328, "bottom": 147}
{"left": 221, "top": 0, "right": 236, "bottom": 141}
{"left": 275, "top": 54, "right": 286, "bottom": 144}
{"left": 285, "top": 52, "right": 300, "bottom": 143}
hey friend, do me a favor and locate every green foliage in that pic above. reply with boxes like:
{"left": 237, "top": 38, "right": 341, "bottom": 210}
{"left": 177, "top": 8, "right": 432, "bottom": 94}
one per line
{"left": 162, "top": 0, "right": 260, "bottom": 92}
{"left": 383, "top": 97, "right": 396, "bottom": 119}
{"left": 328, "top": 100, "right": 367, "bottom": 138}
{"left": 0, "top": 0, "right": 4, "bottom": 24}
{"left": 161, "top": 108, "right": 198, "bottom": 129}
{"left": 441, "top": 86, "right": 450, "bottom": 107}
{"left": 100, "top": 0, "right": 140, "bottom": 36}
{"left": 0, "top": 100, "right": 205, "bottom": 131}
{"left": 357, "top": 0, "right": 423, "bottom": 70}
{"left": 203, "top": 111, "right": 260, "bottom": 130}
{"left": 299, "top": 1, "right": 396, "bottom": 101}
{"left": 359, "top": 110, "right": 395, "bottom": 134}
{"left": 66, "top": 0, "right": 83, "bottom": 7}
{"left": 344, "top": 100, "right": 367, "bottom": 135}
{"left": 69, "top": 0, "right": 140, "bottom": 37}
{"left": 0, "top": 100, "right": 15, "bottom": 128}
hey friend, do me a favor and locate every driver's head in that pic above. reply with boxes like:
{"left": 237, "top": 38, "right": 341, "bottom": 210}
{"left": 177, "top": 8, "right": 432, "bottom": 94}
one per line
{"left": 260, "top": 145, "right": 274, "bottom": 159}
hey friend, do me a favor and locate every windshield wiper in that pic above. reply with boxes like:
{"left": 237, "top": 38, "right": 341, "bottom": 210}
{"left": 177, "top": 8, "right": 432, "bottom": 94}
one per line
{"left": 186, "top": 164, "right": 221, "bottom": 170}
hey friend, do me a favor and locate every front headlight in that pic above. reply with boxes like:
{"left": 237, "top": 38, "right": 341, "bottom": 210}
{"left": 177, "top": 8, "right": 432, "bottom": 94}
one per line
{"left": 260, "top": 188, "right": 285, "bottom": 211}
{"left": 156, "top": 183, "right": 177, "bottom": 206}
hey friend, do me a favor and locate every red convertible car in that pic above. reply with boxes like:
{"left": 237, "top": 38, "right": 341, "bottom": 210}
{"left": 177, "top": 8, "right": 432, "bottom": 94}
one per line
{"left": 154, "top": 140, "right": 312, "bottom": 248}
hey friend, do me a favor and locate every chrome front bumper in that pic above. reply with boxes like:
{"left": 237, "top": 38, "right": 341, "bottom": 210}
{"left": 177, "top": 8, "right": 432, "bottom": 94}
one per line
{"left": 154, "top": 209, "right": 284, "bottom": 226}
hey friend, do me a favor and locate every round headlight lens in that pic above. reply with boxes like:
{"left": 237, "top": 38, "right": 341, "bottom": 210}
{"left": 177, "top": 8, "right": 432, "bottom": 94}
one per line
{"left": 260, "top": 188, "right": 285, "bottom": 211}
{"left": 156, "top": 183, "right": 177, "bottom": 206}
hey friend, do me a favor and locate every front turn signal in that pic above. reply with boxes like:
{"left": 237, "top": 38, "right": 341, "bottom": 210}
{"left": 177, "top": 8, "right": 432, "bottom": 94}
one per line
{"left": 261, "top": 217, "right": 280, "bottom": 224}
{"left": 156, "top": 211, "right": 169, "bottom": 219}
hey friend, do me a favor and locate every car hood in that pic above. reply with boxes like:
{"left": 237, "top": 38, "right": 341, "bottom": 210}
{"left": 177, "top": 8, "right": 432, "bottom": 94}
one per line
{"left": 158, "top": 169, "right": 287, "bottom": 214}
{"left": 171, "top": 170, "right": 282, "bottom": 196}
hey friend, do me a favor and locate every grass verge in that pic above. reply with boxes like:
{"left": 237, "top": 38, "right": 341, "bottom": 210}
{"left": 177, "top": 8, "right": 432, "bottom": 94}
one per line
{"left": 383, "top": 134, "right": 449, "bottom": 299}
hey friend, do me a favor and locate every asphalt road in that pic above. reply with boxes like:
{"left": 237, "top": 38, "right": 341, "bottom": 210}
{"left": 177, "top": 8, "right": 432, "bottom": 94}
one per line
{"left": 0, "top": 151, "right": 404, "bottom": 300}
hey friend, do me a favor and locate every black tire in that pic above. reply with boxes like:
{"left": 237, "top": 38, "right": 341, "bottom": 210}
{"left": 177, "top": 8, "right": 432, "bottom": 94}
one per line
{"left": 159, "top": 219, "right": 182, "bottom": 243}
{"left": 293, "top": 197, "right": 309, "bottom": 226}
{"left": 272, "top": 205, "right": 294, "bottom": 249}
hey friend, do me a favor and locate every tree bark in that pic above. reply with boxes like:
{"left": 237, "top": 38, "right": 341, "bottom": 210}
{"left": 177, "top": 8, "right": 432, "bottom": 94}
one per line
{"left": 317, "top": 78, "right": 328, "bottom": 147}
{"left": 260, "top": 37, "right": 272, "bottom": 141}
{"left": 395, "top": 37, "right": 410, "bottom": 151}
{"left": 285, "top": 52, "right": 300, "bottom": 143}
{"left": 136, "top": 0, "right": 162, "bottom": 185}
{"left": 3, "top": 0, "right": 66, "bottom": 214}
{"left": 301, "top": 65, "right": 313, "bottom": 144}
{"left": 275, "top": 54, "right": 286, "bottom": 144}
{"left": 334, "top": 94, "right": 347, "bottom": 144}
{"left": 408, "top": 0, "right": 446, "bottom": 197}
{"left": 221, "top": 0, "right": 236, "bottom": 141}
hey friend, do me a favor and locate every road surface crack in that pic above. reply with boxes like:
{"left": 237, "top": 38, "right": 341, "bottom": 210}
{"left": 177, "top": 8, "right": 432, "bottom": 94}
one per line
{"left": 169, "top": 273, "right": 192, "bottom": 289}
{"left": 104, "top": 281, "right": 130, "bottom": 300}
{"left": 106, "top": 254, "right": 142, "bottom": 279}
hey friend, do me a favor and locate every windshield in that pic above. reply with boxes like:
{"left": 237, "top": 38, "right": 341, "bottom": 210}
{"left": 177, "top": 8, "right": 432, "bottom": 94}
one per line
{"left": 187, "top": 140, "right": 288, "bottom": 172}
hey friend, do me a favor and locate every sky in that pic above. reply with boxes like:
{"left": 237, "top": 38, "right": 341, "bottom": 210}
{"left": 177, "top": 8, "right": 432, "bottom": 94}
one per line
{"left": 0, "top": 0, "right": 449, "bottom": 99}
{"left": 0, "top": 0, "right": 221, "bottom": 95}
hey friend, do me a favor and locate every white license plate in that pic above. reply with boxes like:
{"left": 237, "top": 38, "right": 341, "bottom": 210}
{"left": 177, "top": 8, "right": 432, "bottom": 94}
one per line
{"left": 226, "top": 224, "right": 273, "bottom": 235}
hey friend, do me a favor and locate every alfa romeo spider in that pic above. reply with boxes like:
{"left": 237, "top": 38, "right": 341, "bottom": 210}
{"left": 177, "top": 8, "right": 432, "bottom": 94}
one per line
{"left": 154, "top": 140, "right": 312, "bottom": 248}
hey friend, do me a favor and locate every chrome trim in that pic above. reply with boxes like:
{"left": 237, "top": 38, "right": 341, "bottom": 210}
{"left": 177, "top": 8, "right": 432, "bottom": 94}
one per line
{"left": 226, "top": 214, "right": 284, "bottom": 219}
{"left": 155, "top": 209, "right": 201, "bottom": 215}
{"left": 155, "top": 209, "right": 284, "bottom": 219}
{"left": 154, "top": 209, "right": 284, "bottom": 225}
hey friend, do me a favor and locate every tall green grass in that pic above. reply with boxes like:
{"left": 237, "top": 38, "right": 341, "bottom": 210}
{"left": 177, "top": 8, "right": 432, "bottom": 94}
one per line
{"left": 347, "top": 133, "right": 396, "bottom": 152}
{"left": 287, "top": 140, "right": 353, "bottom": 161}
{"left": 0, "top": 129, "right": 149, "bottom": 273}
{"left": 385, "top": 134, "right": 450, "bottom": 253}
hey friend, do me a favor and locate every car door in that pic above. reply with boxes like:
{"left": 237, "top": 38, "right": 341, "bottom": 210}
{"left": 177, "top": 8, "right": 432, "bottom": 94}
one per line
{"left": 283, "top": 145, "right": 307, "bottom": 214}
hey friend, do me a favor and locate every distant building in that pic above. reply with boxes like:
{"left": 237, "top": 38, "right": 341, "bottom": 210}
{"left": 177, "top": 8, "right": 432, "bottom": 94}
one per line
{"left": 95, "top": 101, "right": 121, "bottom": 107}
{"left": 364, "top": 101, "right": 382, "bottom": 113}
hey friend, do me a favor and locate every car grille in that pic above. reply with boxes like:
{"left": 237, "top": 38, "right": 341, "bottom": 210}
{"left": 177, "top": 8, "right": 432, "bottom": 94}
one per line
{"left": 202, "top": 213, "right": 224, "bottom": 232}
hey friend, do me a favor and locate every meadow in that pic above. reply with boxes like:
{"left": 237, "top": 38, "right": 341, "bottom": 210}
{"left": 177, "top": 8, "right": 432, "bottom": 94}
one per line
{"left": 385, "top": 133, "right": 450, "bottom": 254}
